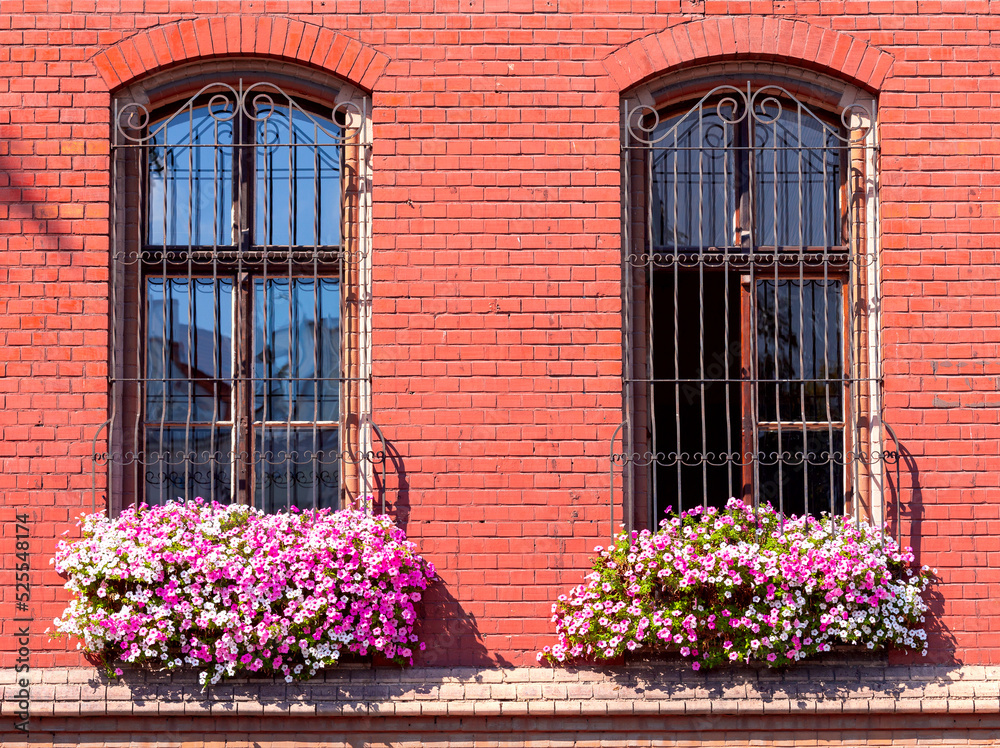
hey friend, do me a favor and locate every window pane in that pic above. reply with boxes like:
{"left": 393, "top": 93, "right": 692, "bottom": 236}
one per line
{"left": 255, "top": 106, "right": 341, "bottom": 247}
{"left": 651, "top": 107, "right": 737, "bottom": 249}
{"left": 254, "top": 278, "right": 340, "bottom": 422}
{"left": 255, "top": 428, "right": 339, "bottom": 512}
{"left": 757, "top": 429, "right": 844, "bottom": 517}
{"left": 652, "top": 269, "right": 742, "bottom": 518}
{"left": 756, "top": 278, "right": 843, "bottom": 423}
{"left": 147, "top": 105, "right": 234, "bottom": 246}
{"left": 146, "top": 277, "right": 233, "bottom": 422}
{"left": 144, "top": 427, "right": 232, "bottom": 505}
{"left": 753, "top": 107, "right": 842, "bottom": 247}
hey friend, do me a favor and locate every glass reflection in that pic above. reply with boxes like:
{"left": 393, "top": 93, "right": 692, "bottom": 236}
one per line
{"left": 146, "top": 278, "right": 233, "bottom": 422}
{"left": 756, "top": 278, "right": 843, "bottom": 423}
{"left": 757, "top": 429, "right": 844, "bottom": 517}
{"left": 255, "top": 106, "right": 341, "bottom": 247}
{"left": 754, "top": 107, "right": 842, "bottom": 247}
{"left": 144, "top": 427, "right": 232, "bottom": 505}
{"left": 652, "top": 107, "right": 737, "bottom": 249}
{"left": 147, "top": 105, "right": 234, "bottom": 246}
{"left": 254, "top": 278, "right": 340, "bottom": 422}
{"left": 255, "top": 428, "right": 339, "bottom": 512}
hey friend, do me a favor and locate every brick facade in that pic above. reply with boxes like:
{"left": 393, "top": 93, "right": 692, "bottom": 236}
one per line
{"left": 1, "top": 0, "right": 999, "bottom": 743}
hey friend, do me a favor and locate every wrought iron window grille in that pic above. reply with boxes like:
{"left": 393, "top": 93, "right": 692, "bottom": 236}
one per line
{"left": 95, "top": 79, "right": 384, "bottom": 516}
{"left": 613, "top": 82, "right": 899, "bottom": 539}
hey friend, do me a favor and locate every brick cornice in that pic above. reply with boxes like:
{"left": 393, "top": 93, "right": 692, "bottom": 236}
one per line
{"left": 604, "top": 18, "right": 894, "bottom": 94}
{"left": 91, "top": 17, "right": 390, "bottom": 93}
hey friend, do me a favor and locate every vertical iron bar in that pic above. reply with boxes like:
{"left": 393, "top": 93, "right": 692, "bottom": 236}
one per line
{"left": 158, "top": 125, "right": 170, "bottom": 507}
{"left": 339, "top": 111, "right": 348, "bottom": 510}
{"left": 768, "top": 98, "right": 783, "bottom": 525}
{"left": 287, "top": 105, "right": 295, "bottom": 512}
{"left": 845, "top": 122, "right": 858, "bottom": 527}
{"left": 260, "top": 120, "right": 270, "bottom": 512}
{"left": 645, "top": 116, "right": 656, "bottom": 529}
{"left": 236, "top": 79, "right": 252, "bottom": 509}
{"left": 259, "top": 102, "right": 271, "bottom": 512}
{"left": 823, "top": 127, "right": 834, "bottom": 521}
{"left": 697, "top": 103, "right": 708, "bottom": 508}
{"left": 184, "top": 106, "right": 195, "bottom": 503}
{"left": 672, "top": 112, "right": 681, "bottom": 516}
{"left": 133, "top": 134, "right": 146, "bottom": 514}
{"left": 746, "top": 84, "right": 759, "bottom": 514}
{"left": 722, "top": 112, "right": 733, "bottom": 501}
{"left": 209, "top": 100, "right": 221, "bottom": 504}
{"left": 796, "top": 105, "right": 808, "bottom": 517}
{"left": 312, "top": 119, "right": 321, "bottom": 511}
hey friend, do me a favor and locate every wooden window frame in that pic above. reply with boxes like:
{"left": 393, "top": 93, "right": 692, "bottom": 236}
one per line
{"left": 104, "top": 76, "right": 374, "bottom": 515}
{"left": 619, "top": 79, "right": 880, "bottom": 528}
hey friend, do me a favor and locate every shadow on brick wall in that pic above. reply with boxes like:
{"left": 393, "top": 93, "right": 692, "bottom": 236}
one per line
{"left": 893, "top": 437, "right": 958, "bottom": 665}
{"left": 376, "top": 429, "right": 503, "bottom": 668}
{"left": 416, "top": 578, "right": 503, "bottom": 668}
{"left": 379, "top": 435, "right": 410, "bottom": 527}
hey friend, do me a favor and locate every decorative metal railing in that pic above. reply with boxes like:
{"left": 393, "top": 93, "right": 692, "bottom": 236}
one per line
{"left": 94, "top": 80, "right": 382, "bottom": 515}
{"left": 614, "top": 82, "right": 896, "bottom": 537}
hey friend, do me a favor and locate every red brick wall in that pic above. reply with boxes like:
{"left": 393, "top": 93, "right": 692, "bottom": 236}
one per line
{"left": 1, "top": 1, "right": 998, "bottom": 671}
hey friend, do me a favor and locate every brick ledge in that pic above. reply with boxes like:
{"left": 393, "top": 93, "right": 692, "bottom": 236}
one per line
{"left": 4, "top": 663, "right": 999, "bottom": 718}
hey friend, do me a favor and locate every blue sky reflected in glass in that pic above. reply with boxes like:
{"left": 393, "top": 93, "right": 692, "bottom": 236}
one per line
{"left": 147, "top": 103, "right": 341, "bottom": 248}
{"left": 255, "top": 106, "right": 341, "bottom": 247}
{"left": 254, "top": 277, "right": 340, "bottom": 423}
{"left": 148, "top": 106, "right": 234, "bottom": 246}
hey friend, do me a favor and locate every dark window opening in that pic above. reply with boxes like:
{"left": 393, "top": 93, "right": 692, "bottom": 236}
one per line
{"left": 621, "top": 83, "right": 875, "bottom": 528}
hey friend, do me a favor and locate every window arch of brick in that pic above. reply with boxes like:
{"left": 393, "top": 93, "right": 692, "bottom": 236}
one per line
{"left": 602, "top": 19, "right": 894, "bottom": 96}
{"left": 91, "top": 18, "right": 390, "bottom": 94}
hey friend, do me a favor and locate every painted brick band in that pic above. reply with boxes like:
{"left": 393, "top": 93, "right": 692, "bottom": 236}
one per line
{"left": 4, "top": 663, "right": 999, "bottom": 718}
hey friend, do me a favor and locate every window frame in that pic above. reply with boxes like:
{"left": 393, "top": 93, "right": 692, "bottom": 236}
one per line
{"left": 616, "top": 76, "right": 882, "bottom": 532}
{"left": 99, "top": 71, "right": 378, "bottom": 516}
{"left": 741, "top": 268, "right": 852, "bottom": 514}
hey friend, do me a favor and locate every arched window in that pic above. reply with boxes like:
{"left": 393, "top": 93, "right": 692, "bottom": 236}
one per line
{"left": 102, "top": 74, "right": 375, "bottom": 513}
{"left": 619, "top": 78, "right": 881, "bottom": 527}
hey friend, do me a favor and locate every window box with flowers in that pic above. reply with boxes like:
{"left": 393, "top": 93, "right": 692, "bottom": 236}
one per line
{"left": 541, "top": 499, "right": 931, "bottom": 670}
{"left": 51, "top": 500, "right": 434, "bottom": 688}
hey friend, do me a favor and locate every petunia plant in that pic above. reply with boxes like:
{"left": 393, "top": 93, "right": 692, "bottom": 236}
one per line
{"left": 541, "top": 498, "right": 931, "bottom": 670}
{"left": 52, "top": 499, "right": 434, "bottom": 687}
